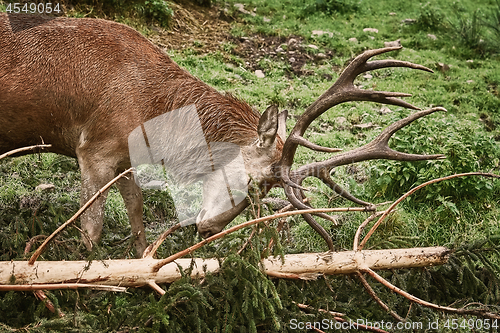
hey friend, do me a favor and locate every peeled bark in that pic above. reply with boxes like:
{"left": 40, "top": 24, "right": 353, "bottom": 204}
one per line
{"left": 0, "top": 247, "right": 449, "bottom": 289}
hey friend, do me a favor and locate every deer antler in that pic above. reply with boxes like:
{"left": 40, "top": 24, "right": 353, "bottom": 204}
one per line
{"left": 277, "top": 46, "right": 446, "bottom": 251}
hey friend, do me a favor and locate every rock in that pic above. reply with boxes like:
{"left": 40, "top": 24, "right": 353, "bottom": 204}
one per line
{"left": 427, "top": 34, "right": 437, "bottom": 40}
{"left": 436, "top": 62, "right": 450, "bottom": 73}
{"left": 336, "top": 116, "right": 348, "bottom": 125}
{"left": 261, "top": 197, "right": 290, "bottom": 210}
{"left": 263, "top": 17, "right": 271, "bottom": 23}
{"left": 384, "top": 39, "right": 401, "bottom": 48}
{"left": 287, "top": 38, "right": 298, "bottom": 50}
{"left": 312, "top": 30, "right": 334, "bottom": 38}
{"left": 255, "top": 70, "right": 265, "bottom": 78}
{"left": 379, "top": 106, "right": 392, "bottom": 115}
{"left": 353, "top": 123, "right": 374, "bottom": 130}
{"left": 307, "top": 44, "right": 319, "bottom": 50}
{"left": 363, "top": 28, "right": 379, "bottom": 33}
{"left": 389, "top": 12, "right": 397, "bottom": 16}
{"left": 363, "top": 73, "right": 373, "bottom": 79}
{"left": 276, "top": 46, "right": 284, "bottom": 53}
{"left": 466, "top": 80, "right": 474, "bottom": 84}
{"left": 322, "top": 73, "right": 333, "bottom": 81}
{"left": 234, "top": 3, "right": 256, "bottom": 16}
{"left": 348, "top": 37, "right": 358, "bottom": 43}
{"left": 143, "top": 180, "right": 166, "bottom": 190}
{"left": 315, "top": 53, "right": 327, "bottom": 60}
{"left": 35, "top": 183, "right": 55, "bottom": 191}
{"left": 402, "top": 19, "right": 416, "bottom": 25}
{"left": 289, "top": 57, "right": 296, "bottom": 63}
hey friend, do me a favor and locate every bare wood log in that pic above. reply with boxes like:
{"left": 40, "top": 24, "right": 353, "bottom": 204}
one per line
{"left": 0, "top": 284, "right": 126, "bottom": 292}
{"left": 0, "top": 247, "right": 449, "bottom": 287}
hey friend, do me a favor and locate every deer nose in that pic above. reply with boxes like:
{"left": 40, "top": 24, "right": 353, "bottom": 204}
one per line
{"left": 196, "top": 209, "right": 219, "bottom": 238}
{"left": 196, "top": 224, "right": 221, "bottom": 239}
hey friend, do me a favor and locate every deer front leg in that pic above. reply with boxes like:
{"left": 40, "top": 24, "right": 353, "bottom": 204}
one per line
{"left": 116, "top": 175, "right": 148, "bottom": 257}
{"left": 77, "top": 152, "right": 116, "bottom": 252}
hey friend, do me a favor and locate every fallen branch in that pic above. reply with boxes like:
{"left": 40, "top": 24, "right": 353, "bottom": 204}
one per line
{"left": 295, "top": 303, "right": 389, "bottom": 333}
{"left": 142, "top": 223, "right": 182, "bottom": 258}
{"left": 0, "top": 247, "right": 449, "bottom": 287}
{"left": 28, "top": 168, "right": 134, "bottom": 265}
{"left": 359, "top": 172, "right": 500, "bottom": 249}
{"left": 362, "top": 267, "right": 500, "bottom": 320}
{"left": 0, "top": 283, "right": 126, "bottom": 292}
{"left": 152, "top": 206, "right": 383, "bottom": 272}
{"left": 0, "top": 144, "right": 51, "bottom": 160}
{"left": 356, "top": 271, "right": 404, "bottom": 322}
{"left": 34, "top": 290, "right": 65, "bottom": 318}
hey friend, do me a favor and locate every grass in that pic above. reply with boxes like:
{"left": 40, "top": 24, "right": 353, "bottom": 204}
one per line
{"left": 1, "top": 0, "right": 500, "bottom": 331}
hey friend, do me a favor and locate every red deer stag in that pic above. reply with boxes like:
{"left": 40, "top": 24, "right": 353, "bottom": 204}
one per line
{"left": 0, "top": 13, "right": 445, "bottom": 256}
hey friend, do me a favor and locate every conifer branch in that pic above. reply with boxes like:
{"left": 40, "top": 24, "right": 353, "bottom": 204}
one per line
{"left": 28, "top": 168, "right": 135, "bottom": 265}
{"left": 362, "top": 267, "right": 500, "bottom": 320}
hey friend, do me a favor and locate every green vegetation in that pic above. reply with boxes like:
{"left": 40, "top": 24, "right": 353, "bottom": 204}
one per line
{"left": 1, "top": 0, "right": 500, "bottom": 331}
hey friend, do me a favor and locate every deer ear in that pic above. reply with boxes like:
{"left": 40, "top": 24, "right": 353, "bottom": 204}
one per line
{"left": 257, "top": 105, "right": 279, "bottom": 148}
{"left": 277, "top": 110, "right": 288, "bottom": 142}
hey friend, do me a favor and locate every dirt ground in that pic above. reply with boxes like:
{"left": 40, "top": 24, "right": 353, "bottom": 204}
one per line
{"left": 150, "top": 1, "right": 335, "bottom": 76}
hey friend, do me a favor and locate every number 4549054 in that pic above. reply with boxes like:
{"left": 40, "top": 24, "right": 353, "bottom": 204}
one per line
{"left": 6, "top": 3, "right": 61, "bottom": 14}
{"left": 444, "top": 319, "right": 498, "bottom": 330}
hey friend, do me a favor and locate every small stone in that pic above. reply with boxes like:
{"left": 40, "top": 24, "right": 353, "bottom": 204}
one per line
{"left": 363, "top": 28, "right": 379, "bottom": 33}
{"left": 427, "top": 34, "right": 437, "bottom": 40}
{"left": 389, "top": 12, "right": 397, "bottom": 16}
{"left": 307, "top": 44, "right": 319, "bottom": 50}
{"left": 312, "top": 30, "right": 334, "bottom": 38}
{"left": 436, "top": 62, "right": 450, "bottom": 73}
{"left": 336, "top": 116, "right": 347, "bottom": 125}
{"left": 384, "top": 39, "right": 401, "bottom": 48}
{"left": 466, "top": 80, "right": 474, "bottom": 84}
{"left": 348, "top": 37, "right": 358, "bottom": 43}
{"left": 363, "top": 73, "right": 373, "bottom": 79}
{"left": 255, "top": 70, "right": 265, "bottom": 78}
{"left": 263, "top": 17, "right": 271, "bottom": 23}
{"left": 143, "top": 180, "right": 166, "bottom": 190}
{"left": 379, "top": 106, "right": 392, "bottom": 115}
{"left": 289, "top": 57, "right": 296, "bottom": 63}
{"left": 276, "top": 46, "right": 284, "bottom": 53}
{"left": 353, "top": 123, "right": 374, "bottom": 130}
{"left": 322, "top": 73, "right": 333, "bottom": 81}
{"left": 402, "top": 18, "right": 416, "bottom": 25}
{"left": 287, "top": 38, "right": 298, "bottom": 50}
{"left": 315, "top": 53, "right": 327, "bottom": 60}
{"left": 234, "top": 3, "right": 256, "bottom": 16}
{"left": 35, "top": 184, "right": 55, "bottom": 191}
{"left": 466, "top": 59, "right": 474, "bottom": 63}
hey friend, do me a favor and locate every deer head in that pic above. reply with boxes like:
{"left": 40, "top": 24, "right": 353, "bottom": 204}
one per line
{"left": 196, "top": 46, "right": 446, "bottom": 250}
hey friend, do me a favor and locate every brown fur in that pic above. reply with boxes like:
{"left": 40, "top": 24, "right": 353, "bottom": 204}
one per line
{"left": 0, "top": 13, "right": 282, "bottom": 256}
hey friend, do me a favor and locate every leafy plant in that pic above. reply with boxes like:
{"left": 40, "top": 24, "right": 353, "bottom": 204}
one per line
{"left": 451, "top": 9, "right": 485, "bottom": 55}
{"left": 143, "top": 0, "right": 173, "bottom": 27}
{"left": 416, "top": 2, "right": 446, "bottom": 31}
{"left": 301, "top": 0, "right": 360, "bottom": 16}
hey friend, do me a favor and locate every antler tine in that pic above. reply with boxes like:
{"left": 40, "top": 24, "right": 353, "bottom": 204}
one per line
{"left": 317, "top": 169, "right": 374, "bottom": 208}
{"left": 294, "top": 107, "right": 447, "bottom": 180}
{"left": 376, "top": 107, "right": 447, "bottom": 144}
{"left": 277, "top": 47, "right": 446, "bottom": 251}
{"left": 280, "top": 47, "right": 430, "bottom": 171}
{"left": 363, "top": 59, "right": 433, "bottom": 74}
{"left": 283, "top": 183, "right": 335, "bottom": 250}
